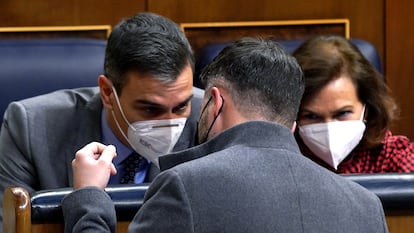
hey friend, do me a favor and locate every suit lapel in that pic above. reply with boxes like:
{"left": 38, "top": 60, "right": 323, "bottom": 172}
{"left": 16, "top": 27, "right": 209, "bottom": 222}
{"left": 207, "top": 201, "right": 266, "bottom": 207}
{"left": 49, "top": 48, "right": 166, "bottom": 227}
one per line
{"left": 66, "top": 92, "right": 103, "bottom": 186}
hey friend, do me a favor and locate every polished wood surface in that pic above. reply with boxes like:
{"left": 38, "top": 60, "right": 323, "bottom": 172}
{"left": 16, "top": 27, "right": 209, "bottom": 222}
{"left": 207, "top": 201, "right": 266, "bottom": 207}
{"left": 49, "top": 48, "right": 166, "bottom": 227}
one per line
{"left": 385, "top": 0, "right": 414, "bottom": 139}
{"left": 386, "top": 213, "right": 414, "bottom": 233}
{"left": 28, "top": 222, "right": 129, "bottom": 233}
{"left": 26, "top": 215, "right": 414, "bottom": 233}
{"left": 180, "top": 19, "right": 350, "bottom": 38}
{"left": 181, "top": 19, "right": 349, "bottom": 55}
{"left": 2, "top": 186, "right": 133, "bottom": 233}
{"left": 3, "top": 186, "right": 31, "bottom": 233}
{"left": 0, "top": 0, "right": 383, "bottom": 61}
{"left": 148, "top": 0, "right": 384, "bottom": 63}
{"left": 0, "top": 25, "right": 111, "bottom": 39}
{"left": 0, "top": 0, "right": 147, "bottom": 27}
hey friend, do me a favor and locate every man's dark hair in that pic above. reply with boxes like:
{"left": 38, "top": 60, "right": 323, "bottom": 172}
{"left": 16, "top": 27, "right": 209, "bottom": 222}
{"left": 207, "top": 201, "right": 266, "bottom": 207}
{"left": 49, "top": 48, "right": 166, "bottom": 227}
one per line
{"left": 200, "top": 37, "right": 304, "bottom": 125}
{"left": 104, "top": 12, "right": 194, "bottom": 94}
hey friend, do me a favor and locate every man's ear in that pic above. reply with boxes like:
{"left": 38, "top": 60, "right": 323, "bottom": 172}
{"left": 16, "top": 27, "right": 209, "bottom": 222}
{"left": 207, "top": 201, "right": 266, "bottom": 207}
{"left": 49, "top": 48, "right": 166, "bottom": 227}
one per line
{"left": 291, "top": 121, "right": 297, "bottom": 133}
{"left": 98, "top": 75, "right": 114, "bottom": 109}
{"left": 210, "top": 87, "right": 224, "bottom": 117}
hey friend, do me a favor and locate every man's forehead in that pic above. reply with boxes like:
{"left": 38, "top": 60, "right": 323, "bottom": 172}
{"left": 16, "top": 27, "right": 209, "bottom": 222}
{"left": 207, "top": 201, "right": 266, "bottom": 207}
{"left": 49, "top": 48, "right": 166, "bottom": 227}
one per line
{"left": 120, "top": 65, "right": 194, "bottom": 106}
{"left": 132, "top": 92, "right": 193, "bottom": 108}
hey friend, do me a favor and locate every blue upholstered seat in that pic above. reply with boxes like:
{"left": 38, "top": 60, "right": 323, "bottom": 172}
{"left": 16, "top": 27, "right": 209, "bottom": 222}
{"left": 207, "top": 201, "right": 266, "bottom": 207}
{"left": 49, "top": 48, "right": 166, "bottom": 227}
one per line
{"left": 0, "top": 38, "right": 106, "bottom": 126}
{"left": 16, "top": 173, "right": 414, "bottom": 225}
{"left": 194, "top": 38, "right": 382, "bottom": 89}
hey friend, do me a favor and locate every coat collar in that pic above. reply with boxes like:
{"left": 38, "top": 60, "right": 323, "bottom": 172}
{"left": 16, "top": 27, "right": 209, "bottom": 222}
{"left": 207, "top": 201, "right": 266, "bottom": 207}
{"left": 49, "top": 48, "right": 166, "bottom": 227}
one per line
{"left": 159, "top": 121, "right": 300, "bottom": 171}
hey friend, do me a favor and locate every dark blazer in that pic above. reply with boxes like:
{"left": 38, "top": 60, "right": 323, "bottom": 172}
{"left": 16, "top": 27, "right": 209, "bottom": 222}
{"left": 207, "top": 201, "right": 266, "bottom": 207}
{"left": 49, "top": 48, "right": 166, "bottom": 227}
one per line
{"left": 0, "top": 86, "right": 203, "bottom": 230}
{"left": 62, "top": 121, "right": 388, "bottom": 233}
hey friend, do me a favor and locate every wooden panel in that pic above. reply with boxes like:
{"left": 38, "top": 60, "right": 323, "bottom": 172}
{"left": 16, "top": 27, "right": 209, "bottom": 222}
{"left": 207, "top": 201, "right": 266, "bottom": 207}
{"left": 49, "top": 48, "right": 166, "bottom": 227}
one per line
{"left": 0, "top": 0, "right": 147, "bottom": 27}
{"left": 27, "top": 214, "right": 414, "bottom": 233}
{"left": 24, "top": 212, "right": 414, "bottom": 233}
{"left": 0, "top": 0, "right": 385, "bottom": 76}
{"left": 32, "top": 224, "right": 63, "bottom": 233}
{"left": 385, "top": 0, "right": 414, "bottom": 139}
{"left": 3, "top": 187, "right": 31, "bottom": 233}
{"left": 148, "top": 0, "right": 384, "bottom": 62}
{"left": 180, "top": 19, "right": 349, "bottom": 56}
{"left": 386, "top": 213, "right": 414, "bottom": 233}
{"left": 30, "top": 221, "right": 129, "bottom": 233}
{"left": 0, "top": 0, "right": 385, "bottom": 61}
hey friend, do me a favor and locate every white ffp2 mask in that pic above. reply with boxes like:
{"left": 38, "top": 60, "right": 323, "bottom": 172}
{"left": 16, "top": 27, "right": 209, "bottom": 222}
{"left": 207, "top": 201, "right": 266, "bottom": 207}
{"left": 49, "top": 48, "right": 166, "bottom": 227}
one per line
{"left": 298, "top": 106, "right": 366, "bottom": 169}
{"left": 125, "top": 118, "right": 186, "bottom": 167}
{"left": 111, "top": 87, "right": 187, "bottom": 167}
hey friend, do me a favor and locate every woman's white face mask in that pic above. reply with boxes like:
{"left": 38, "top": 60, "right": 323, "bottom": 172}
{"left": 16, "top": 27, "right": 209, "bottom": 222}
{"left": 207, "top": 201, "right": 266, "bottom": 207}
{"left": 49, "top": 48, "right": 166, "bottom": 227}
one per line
{"left": 111, "top": 87, "right": 187, "bottom": 168}
{"left": 298, "top": 105, "right": 366, "bottom": 169}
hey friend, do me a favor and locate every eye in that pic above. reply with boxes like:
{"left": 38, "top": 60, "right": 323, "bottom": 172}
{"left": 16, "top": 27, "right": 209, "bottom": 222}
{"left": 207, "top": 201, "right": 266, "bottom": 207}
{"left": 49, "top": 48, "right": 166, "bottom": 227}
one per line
{"left": 333, "top": 110, "right": 353, "bottom": 120}
{"left": 141, "top": 107, "right": 164, "bottom": 117}
{"left": 300, "top": 112, "right": 320, "bottom": 121}
{"left": 297, "top": 111, "right": 322, "bottom": 125}
{"left": 173, "top": 102, "right": 189, "bottom": 115}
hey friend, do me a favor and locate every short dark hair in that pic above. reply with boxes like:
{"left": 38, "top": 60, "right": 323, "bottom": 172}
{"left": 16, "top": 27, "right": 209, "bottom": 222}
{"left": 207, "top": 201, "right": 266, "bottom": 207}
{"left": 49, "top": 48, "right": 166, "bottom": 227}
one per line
{"left": 104, "top": 12, "right": 194, "bottom": 94}
{"left": 199, "top": 37, "right": 304, "bottom": 126}
{"left": 293, "top": 35, "right": 398, "bottom": 148}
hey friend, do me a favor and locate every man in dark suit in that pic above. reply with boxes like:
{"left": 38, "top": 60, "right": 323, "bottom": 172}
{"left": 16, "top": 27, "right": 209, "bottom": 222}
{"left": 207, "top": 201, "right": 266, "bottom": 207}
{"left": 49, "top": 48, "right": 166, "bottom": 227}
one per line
{"left": 0, "top": 12, "right": 203, "bottom": 230}
{"left": 62, "top": 37, "right": 388, "bottom": 233}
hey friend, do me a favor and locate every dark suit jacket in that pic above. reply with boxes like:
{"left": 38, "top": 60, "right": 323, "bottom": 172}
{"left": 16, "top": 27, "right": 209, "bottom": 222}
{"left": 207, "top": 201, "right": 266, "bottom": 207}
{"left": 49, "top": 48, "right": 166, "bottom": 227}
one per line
{"left": 0, "top": 86, "right": 203, "bottom": 230}
{"left": 62, "top": 121, "right": 388, "bottom": 233}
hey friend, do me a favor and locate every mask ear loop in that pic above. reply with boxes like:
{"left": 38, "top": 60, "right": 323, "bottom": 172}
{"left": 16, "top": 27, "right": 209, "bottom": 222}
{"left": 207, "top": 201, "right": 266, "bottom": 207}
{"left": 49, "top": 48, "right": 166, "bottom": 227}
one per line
{"left": 360, "top": 104, "right": 367, "bottom": 122}
{"left": 111, "top": 87, "right": 136, "bottom": 131}
{"left": 200, "top": 95, "right": 225, "bottom": 143}
{"left": 291, "top": 121, "right": 297, "bottom": 133}
{"left": 110, "top": 87, "right": 140, "bottom": 152}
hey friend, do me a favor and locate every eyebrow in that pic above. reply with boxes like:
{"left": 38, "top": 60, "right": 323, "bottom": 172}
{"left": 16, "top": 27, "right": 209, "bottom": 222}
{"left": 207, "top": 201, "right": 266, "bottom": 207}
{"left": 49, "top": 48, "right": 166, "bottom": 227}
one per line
{"left": 135, "top": 94, "right": 194, "bottom": 108}
{"left": 299, "top": 110, "right": 320, "bottom": 119}
{"left": 300, "top": 108, "right": 317, "bottom": 114}
{"left": 301, "top": 105, "right": 354, "bottom": 115}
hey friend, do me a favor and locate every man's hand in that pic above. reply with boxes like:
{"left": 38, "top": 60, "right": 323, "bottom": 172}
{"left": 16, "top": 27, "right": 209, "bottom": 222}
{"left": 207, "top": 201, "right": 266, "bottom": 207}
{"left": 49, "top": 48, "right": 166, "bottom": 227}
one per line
{"left": 72, "top": 142, "right": 117, "bottom": 190}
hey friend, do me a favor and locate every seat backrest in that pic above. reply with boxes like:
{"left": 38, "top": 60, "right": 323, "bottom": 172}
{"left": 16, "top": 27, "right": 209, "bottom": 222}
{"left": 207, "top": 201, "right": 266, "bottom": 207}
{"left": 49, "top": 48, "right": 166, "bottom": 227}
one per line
{"left": 343, "top": 173, "right": 414, "bottom": 211}
{"left": 0, "top": 38, "right": 106, "bottom": 126}
{"left": 3, "top": 173, "right": 414, "bottom": 233}
{"left": 3, "top": 184, "right": 149, "bottom": 233}
{"left": 3, "top": 174, "right": 414, "bottom": 233}
{"left": 194, "top": 38, "right": 382, "bottom": 89}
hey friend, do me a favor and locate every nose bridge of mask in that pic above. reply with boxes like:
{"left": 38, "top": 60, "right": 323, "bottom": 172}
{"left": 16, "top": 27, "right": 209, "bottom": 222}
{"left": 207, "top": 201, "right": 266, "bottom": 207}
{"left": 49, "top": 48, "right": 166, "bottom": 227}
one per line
{"left": 328, "top": 120, "right": 366, "bottom": 146}
{"left": 327, "top": 121, "right": 356, "bottom": 150}
{"left": 132, "top": 118, "right": 187, "bottom": 133}
{"left": 129, "top": 117, "right": 187, "bottom": 167}
{"left": 126, "top": 117, "right": 187, "bottom": 164}
{"left": 111, "top": 86, "right": 135, "bottom": 130}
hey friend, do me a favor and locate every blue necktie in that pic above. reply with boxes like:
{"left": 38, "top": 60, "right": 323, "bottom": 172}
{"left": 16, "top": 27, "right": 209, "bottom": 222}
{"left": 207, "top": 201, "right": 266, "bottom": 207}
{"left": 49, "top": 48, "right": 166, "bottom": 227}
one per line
{"left": 120, "top": 152, "right": 144, "bottom": 184}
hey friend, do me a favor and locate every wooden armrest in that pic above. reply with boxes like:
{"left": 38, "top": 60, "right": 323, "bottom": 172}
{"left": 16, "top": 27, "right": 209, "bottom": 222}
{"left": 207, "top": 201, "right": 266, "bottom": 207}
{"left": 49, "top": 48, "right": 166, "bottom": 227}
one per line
{"left": 3, "top": 186, "right": 31, "bottom": 233}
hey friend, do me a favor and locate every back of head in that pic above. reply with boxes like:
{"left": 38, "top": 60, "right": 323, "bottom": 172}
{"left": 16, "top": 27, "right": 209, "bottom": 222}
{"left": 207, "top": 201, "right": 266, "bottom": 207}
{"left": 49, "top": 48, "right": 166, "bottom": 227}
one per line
{"left": 200, "top": 37, "right": 304, "bottom": 126}
{"left": 104, "top": 12, "right": 194, "bottom": 93}
{"left": 293, "top": 35, "right": 397, "bottom": 147}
